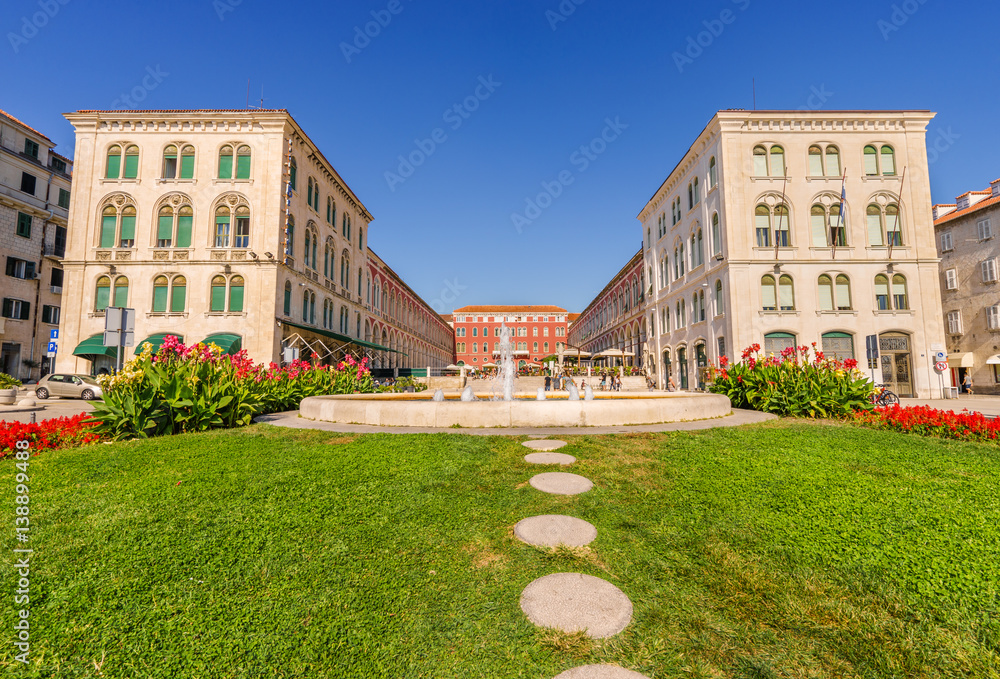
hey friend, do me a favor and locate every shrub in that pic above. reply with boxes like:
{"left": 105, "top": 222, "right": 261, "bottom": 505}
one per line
{"left": 88, "top": 337, "right": 374, "bottom": 440}
{"left": 852, "top": 404, "right": 1000, "bottom": 443}
{"left": 709, "top": 343, "right": 873, "bottom": 418}
{"left": 0, "top": 413, "right": 101, "bottom": 457}
{"left": 375, "top": 376, "right": 428, "bottom": 393}
{"left": 0, "top": 373, "right": 22, "bottom": 389}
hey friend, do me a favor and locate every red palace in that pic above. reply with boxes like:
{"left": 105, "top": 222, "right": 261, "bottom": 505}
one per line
{"left": 448, "top": 305, "right": 576, "bottom": 369}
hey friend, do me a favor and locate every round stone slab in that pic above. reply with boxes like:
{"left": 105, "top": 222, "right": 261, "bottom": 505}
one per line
{"left": 523, "top": 440, "right": 568, "bottom": 451}
{"left": 520, "top": 573, "right": 632, "bottom": 638}
{"left": 529, "top": 472, "right": 593, "bottom": 496}
{"left": 553, "top": 666, "right": 650, "bottom": 679}
{"left": 524, "top": 452, "right": 576, "bottom": 466}
{"left": 514, "top": 515, "right": 597, "bottom": 547}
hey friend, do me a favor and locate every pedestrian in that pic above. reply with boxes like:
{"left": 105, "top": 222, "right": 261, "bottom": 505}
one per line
{"left": 668, "top": 374, "right": 678, "bottom": 391}
{"left": 600, "top": 374, "right": 607, "bottom": 391}
{"left": 963, "top": 372, "right": 974, "bottom": 396}
{"left": 544, "top": 375, "right": 551, "bottom": 391}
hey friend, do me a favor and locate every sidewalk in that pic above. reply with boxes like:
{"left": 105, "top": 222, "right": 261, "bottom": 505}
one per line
{"left": 0, "top": 390, "right": 95, "bottom": 424}
{"left": 900, "top": 395, "right": 1000, "bottom": 417}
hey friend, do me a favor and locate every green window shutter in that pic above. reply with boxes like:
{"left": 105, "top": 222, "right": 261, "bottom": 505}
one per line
{"left": 283, "top": 288, "right": 291, "bottom": 315}
{"left": 211, "top": 285, "right": 226, "bottom": 312}
{"left": 100, "top": 216, "right": 117, "bottom": 248}
{"left": 120, "top": 215, "right": 136, "bottom": 241}
{"left": 95, "top": 286, "right": 110, "bottom": 311}
{"left": 218, "top": 154, "right": 233, "bottom": 179}
{"left": 113, "top": 283, "right": 128, "bottom": 308}
{"left": 176, "top": 215, "right": 193, "bottom": 248}
{"left": 170, "top": 286, "right": 186, "bottom": 313}
{"left": 19, "top": 302, "right": 30, "bottom": 320}
{"left": 180, "top": 155, "right": 195, "bottom": 179}
{"left": 124, "top": 154, "right": 139, "bottom": 179}
{"left": 153, "top": 286, "right": 167, "bottom": 312}
{"left": 157, "top": 215, "right": 173, "bottom": 241}
{"left": 236, "top": 155, "right": 251, "bottom": 179}
{"left": 229, "top": 285, "right": 244, "bottom": 312}
{"left": 106, "top": 154, "right": 121, "bottom": 179}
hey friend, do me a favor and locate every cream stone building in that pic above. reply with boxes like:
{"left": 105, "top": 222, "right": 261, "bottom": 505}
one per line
{"left": 57, "top": 109, "right": 452, "bottom": 374}
{"left": 933, "top": 179, "right": 1000, "bottom": 393}
{"left": 635, "top": 110, "right": 945, "bottom": 397}
{"left": 0, "top": 109, "right": 72, "bottom": 381}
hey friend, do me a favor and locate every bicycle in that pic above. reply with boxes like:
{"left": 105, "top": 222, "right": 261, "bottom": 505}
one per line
{"left": 870, "top": 384, "right": 900, "bottom": 406}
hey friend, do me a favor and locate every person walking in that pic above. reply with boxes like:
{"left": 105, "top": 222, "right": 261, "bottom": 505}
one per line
{"left": 600, "top": 373, "right": 607, "bottom": 391}
{"left": 963, "top": 372, "right": 974, "bottom": 396}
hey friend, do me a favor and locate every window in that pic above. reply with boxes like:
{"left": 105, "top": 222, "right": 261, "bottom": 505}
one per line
{"left": 152, "top": 275, "right": 186, "bottom": 313}
{"left": 41, "top": 304, "right": 60, "bottom": 325}
{"left": 50, "top": 268, "right": 63, "bottom": 288}
{"left": 100, "top": 202, "right": 136, "bottom": 248}
{"left": 825, "top": 146, "right": 841, "bottom": 177}
{"left": 863, "top": 145, "right": 878, "bottom": 176}
{"left": 818, "top": 274, "right": 851, "bottom": 311}
{"left": 283, "top": 281, "right": 292, "bottom": 316}
{"left": 761, "top": 275, "right": 777, "bottom": 311}
{"left": 695, "top": 229, "right": 704, "bottom": 265}
{"left": 57, "top": 188, "right": 70, "bottom": 209}
{"left": 5, "top": 257, "right": 35, "bottom": 280}
{"left": 947, "top": 311, "right": 963, "bottom": 335}
{"left": 892, "top": 274, "right": 908, "bottom": 310}
{"left": 285, "top": 216, "right": 295, "bottom": 257}
{"left": 687, "top": 183, "right": 693, "bottom": 210}
{"left": 753, "top": 145, "right": 768, "bottom": 176}
{"left": 327, "top": 197, "right": 335, "bottom": 224}
{"left": 812, "top": 204, "right": 845, "bottom": 247}
{"left": 881, "top": 146, "right": 896, "bottom": 176}
{"left": 808, "top": 145, "right": 823, "bottom": 176}
{"left": 711, "top": 213, "right": 721, "bottom": 256}
{"left": 16, "top": 212, "right": 32, "bottom": 239}
{"left": 770, "top": 146, "right": 785, "bottom": 177}
{"left": 472, "top": 327, "right": 478, "bottom": 338}
{"left": 864, "top": 144, "right": 895, "bottom": 176}
{"left": 229, "top": 276, "right": 244, "bottom": 313}
{"left": 715, "top": 280, "right": 724, "bottom": 316}
{"left": 163, "top": 145, "right": 178, "bottom": 178}
{"left": 698, "top": 290, "right": 706, "bottom": 322}
{"left": 708, "top": 156, "right": 717, "bottom": 188}
{"left": 756, "top": 205, "right": 788, "bottom": 247}
{"left": 821, "top": 332, "right": 854, "bottom": 360}
{"left": 989, "top": 306, "right": 1000, "bottom": 331}
{"left": 20, "top": 172, "right": 36, "bottom": 195}
{"left": 172, "top": 276, "right": 187, "bottom": 313}
{"left": 156, "top": 203, "right": 193, "bottom": 248}
{"left": 693, "top": 177, "right": 700, "bottom": 204}
{"left": 95, "top": 276, "right": 111, "bottom": 311}
{"left": 211, "top": 276, "right": 227, "bottom": 312}
{"left": 234, "top": 207, "right": 250, "bottom": 248}
{"left": 764, "top": 332, "right": 796, "bottom": 355}
{"left": 288, "top": 157, "right": 297, "bottom": 191}
{"left": 874, "top": 274, "right": 890, "bottom": 310}
{"left": 219, "top": 145, "right": 251, "bottom": 179}
{"left": 1, "top": 298, "right": 30, "bottom": 320}
{"left": 106, "top": 145, "right": 122, "bottom": 178}
{"left": 215, "top": 207, "right": 231, "bottom": 248}
{"left": 982, "top": 258, "right": 998, "bottom": 283}
{"left": 51, "top": 157, "right": 67, "bottom": 173}
{"left": 978, "top": 219, "right": 993, "bottom": 241}
{"left": 945, "top": 269, "right": 958, "bottom": 291}
{"left": 23, "top": 139, "right": 39, "bottom": 159}
{"left": 214, "top": 201, "right": 251, "bottom": 249}
{"left": 307, "top": 178, "right": 314, "bottom": 209}
{"left": 774, "top": 205, "right": 789, "bottom": 247}
{"left": 761, "top": 275, "right": 794, "bottom": 311}
{"left": 940, "top": 232, "right": 953, "bottom": 252}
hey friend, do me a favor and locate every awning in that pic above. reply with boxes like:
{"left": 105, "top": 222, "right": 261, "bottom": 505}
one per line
{"left": 200, "top": 333, "right": 242, "bottom": 355}
{"left": 280, "top": 320, "right": 404, "bottom": 355}
{"left": 134, "top": 333, "right": 183, "bottom": 355}
{"left": 987, "top": 355, "right": 1000, "bottom": 365}
{"left": 947, "top": 352, "right": 974, "bottom": 368}
{"left": 72, "top": 333, "right": 117, "bottom": 359}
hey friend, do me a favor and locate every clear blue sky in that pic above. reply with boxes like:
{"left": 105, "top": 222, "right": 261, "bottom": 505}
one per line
{"left": 3, "top": 0, "right": 997, "bottom": 313}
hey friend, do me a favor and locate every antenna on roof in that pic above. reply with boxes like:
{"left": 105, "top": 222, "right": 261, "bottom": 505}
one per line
{"left": 752, "top": 78, "right": 756, "bottom": 111}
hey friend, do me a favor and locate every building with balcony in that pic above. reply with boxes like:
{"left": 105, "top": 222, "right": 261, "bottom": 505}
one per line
{"left": 451, "top": 305, "right": 570, "bottom": 368}
{"left": 933, "top": 178, "right": 1000, "bottom": 392}
{"left": 0, "top": 108, "right": 72, "bottom": 381}
{"left": 57, "top": 109, "right": 451, "bottom": 374}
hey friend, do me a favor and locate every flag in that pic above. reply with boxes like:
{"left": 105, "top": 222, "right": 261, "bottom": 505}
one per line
{"left": 831, "top": 171, "right": 847, "bottom": 260}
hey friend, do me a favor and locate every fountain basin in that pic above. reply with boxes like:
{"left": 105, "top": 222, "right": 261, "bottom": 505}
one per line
{"left": 299, "top": 392, "right": 731, "bottom": 428}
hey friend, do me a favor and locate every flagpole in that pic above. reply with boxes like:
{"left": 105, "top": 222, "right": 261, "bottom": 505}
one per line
{"left": 888, "top": 166, "right": 906, "bottom": 262}
{"left": 831, "top": 169, "right": 847, "bottom": 261}
{"left": 774, "top": 167, "right": 788, "bottom": 261}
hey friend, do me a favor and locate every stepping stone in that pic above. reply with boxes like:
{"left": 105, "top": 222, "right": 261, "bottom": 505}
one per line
{"left": 523, "top": 440, "right": 568, "bottom": 451}
{"left": 520, "top": 573, "right": 632, "bottom": 639}
{"left": 529, "top": 472, "right": 593, "bottom": 496}
{"left": 552, "top": 666, "right": 650, "bottom": 679}
{"left": 515, "top": 515, "right": 597, "bottom": 547}
{"left": 524, "top": 452, "right": 576, "bottom": 465}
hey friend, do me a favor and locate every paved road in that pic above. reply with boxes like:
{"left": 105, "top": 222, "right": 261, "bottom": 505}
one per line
{"left": 0, "top": 390, "right": 95, "bottom": 424}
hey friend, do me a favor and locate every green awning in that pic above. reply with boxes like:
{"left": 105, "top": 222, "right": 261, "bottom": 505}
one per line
{"left": 72, "top": 333, "right": 118, "bottom": 359}
{"left": 134, "top": 333, "right": 184, "bottom": 356}
{"left": 200, "top": 333, "right": 242, "bottom": 355}
{"left": 280, "top": 320, "right": 404, "bottom": 355}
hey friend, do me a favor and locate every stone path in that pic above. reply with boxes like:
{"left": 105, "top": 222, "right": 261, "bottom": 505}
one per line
{"left": 529, "top": 472, "right": 593, "bottom": 496}
{"left": 553, "top": 666, "right": 651, "bottom": 679}
{"left": 523, "top": 439, "right": 569, "bottom": 451}
{"left": 514, "top": 515, "right": 597, "bottom": 548}
{"left": 524, "top": 452, "right": 576, "bottom": 465}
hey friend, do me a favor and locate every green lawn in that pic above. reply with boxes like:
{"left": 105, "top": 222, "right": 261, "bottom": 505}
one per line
{"left": 3, "top": 421, "right": 999, "bottom": 678}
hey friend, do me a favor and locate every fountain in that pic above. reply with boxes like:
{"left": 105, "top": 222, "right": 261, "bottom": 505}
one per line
{"left": 299, "top": 322, "right": 732, "bottom": 427}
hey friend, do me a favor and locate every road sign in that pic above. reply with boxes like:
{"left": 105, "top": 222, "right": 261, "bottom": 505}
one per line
{"left": 49, "top": 328, "right": 58, "bottom": 340}
{"left": 47, "top": 341, "right": 58, "bottom": 354}
{"left": 934, "top": 350, "right": 947, "bottom": 363}
{"left": 865, "top": 334, "right": 879, "bottom": 361}
{"left": 935, "top": 361, "right": 948, "bottom": 373}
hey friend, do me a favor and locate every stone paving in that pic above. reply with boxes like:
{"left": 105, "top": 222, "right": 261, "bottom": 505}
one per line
{"left": 524, "top": 452, "right": 576, "bottom": 465}
{"left": 523, "top": 439, "right": 569, "bottom": 451}
{"left": 529, "top": 472, "right": 593, "bottom": 496}
{"left": 514, "top": 515, "right": 597, "bottom": 548}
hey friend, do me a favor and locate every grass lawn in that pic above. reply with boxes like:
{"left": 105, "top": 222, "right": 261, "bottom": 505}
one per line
{"left": 3, "top": 420, "right": 999, "bottom": 678}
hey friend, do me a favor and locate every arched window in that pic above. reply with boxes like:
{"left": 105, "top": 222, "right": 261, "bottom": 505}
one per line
{"left": 123, "top": 145, "right": 139, "bottom": 179}
{"left": 110, "top": 276, "right": 128, "bottom": 308}
{"left": 753, "top": 145, "right": 768, "bottom": 176}
{"left": 864, "top": 145, "right": 879, "bottom": 176}
{"left": 693, "top": 177, "right": 700, "bottom": 204}
{"left": 687, "top": 183, "right": 693, "bottom": 210}
{"left": 880, "top": 145, "right": 896, "bottom": 176}
{"left": 232, "top": 205, "right": 249, "bottom": 248}
{"left": 283, "top": 281, "right": 292, "bottom": 316}
{"left": 95, "top": 276, "right": 111, "bottom": 311}
{"left": 218, "top": 145, "right": 234, "bottom": 179}
{"left": 696, "top": 228, "right": 704, "bottom": 266}
{"left": 821, "top": 332, "right": 855, "bottom": 360}
{"left": 708, "top": 156, "right": 717, "bottom": 188}
{"left": 307, "top": 178, "right": 314, "bottom": 208}
{"left": 875, "top": 274, "right": 890, "bottom": 310}
{"left": 866, "top": 205, "right": 884, "bottom": 246}
{"left": 285, "top": 215, "right": 295, "bottom": 256}
{"left": 808, "top": 145, "right": 823, "bottom": 177}
{"left": 834, "top": 275, "right": 852, "bottom": 310}
{"left": 709, "top": 213, "right": 720, "bottom": 257}
{"left": 761, "top": 275, "right": 777, "bottom": 311}
{"left": 289, "top": 157, "right": 297, "bottom": 191}
{"left": 357, "top": 268, "right": 363, "bottom": 295}
{"left": 825, "top": 145, "right": 841, "bottom": 177}
{"left": 162, "top": 145, "right": 178, "bottom": 179}
{"left": 866, "top": 203, "right": 902, "bottom": 246}
{"left": 715, "top": 280, "right": 724, "bottom": 316}
{"left": 818, "top": 274, "right": 835, "bottom": 311}
{"left": 679, "top": 242, "right": 686, "bottom": 276}
{"left": 156, "top": 202, "right": 193, "bottom": 249}
{"left": 327, "top": 196, "right": 335, "bottom": 225}
{"left": 778, "top": 275, "right": 794, "bottom": 311}
{"left": 359, "top": 227, "right": 364, "bottom": 250}
{"left": 698, "top": 290, "right": 706, "bottom": 322}
{"left": 755, "top": 205, "right": 771, "bottom": 247}
{"left": 211, "top": 276, "right": 227, "bottom": 312}
{"left": 770, "top": 146, "right": 785, "bottom": 177}
{"left": 892, "top": 274, "right": 908, "bottom": 310}
{"left": 236, "top": 145, "right": 251, "bottom": 179}
{"left": 886, "top": 204, "right": 901, "bottom": 246}
{"left": 215, "top": 206, "right": 231, "bottom": 248}
{"left": 170, "top": 276, "right": 186, "bottom": 313}
{"left": 105, "top": 145, "right": 122, "bottom": 179}
{"left": 302, "top": 291, "right": 309, "bottom": 322}
{"left": 774, "top": 205, "right": 790, "bottom": 247}
{"left": 323, "top": 242, "right": 330, "bottom": 278}
{"left": 304, "top": 231, "right": 312, "bottom": 268}
{"left": 99, "top": 201, "right": 136, "bottom": 249}
{"left": 764, "top": 332, "right": 796, "bottom": 355}
{"left": 812, "top": 203, "right": 846, "bottom": 247}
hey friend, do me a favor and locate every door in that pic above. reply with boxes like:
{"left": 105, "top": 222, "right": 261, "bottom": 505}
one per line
{"left": 1, "top": 343, "right": 21, "bottom": 380}
{"left": 879, "top": 333, "right": 913, "bottom": 397}
{"left": 678, "top": 347, "right": 688, "bottom": 390}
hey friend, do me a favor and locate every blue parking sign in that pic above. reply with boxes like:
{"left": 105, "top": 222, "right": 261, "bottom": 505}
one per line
{"left": 50, "top": 328, "right": 59, "bottom": 340}
{"left": 47, "top": 342, "right": 58, "bottom": 353}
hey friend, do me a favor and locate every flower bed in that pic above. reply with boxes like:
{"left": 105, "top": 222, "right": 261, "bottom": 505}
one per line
{"left": 89, "top": 336, "right": 374, "bottom": 440}
{"left": 708, "top": 343, "right": 873, "bottom": 418}
{"left": 0, "top": 413, "right": 101, "bottom": 457}
{"left": 852, "top": 404, "right": 1000, "bottom": 443}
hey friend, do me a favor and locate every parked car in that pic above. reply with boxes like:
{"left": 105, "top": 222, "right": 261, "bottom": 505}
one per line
{"left": 35, "top": 374, "right": 104, "bottom": 401}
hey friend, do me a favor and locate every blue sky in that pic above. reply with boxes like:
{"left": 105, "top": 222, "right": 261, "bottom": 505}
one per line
{"left": 3, "top": 0, "right": 997, "bottom": 313}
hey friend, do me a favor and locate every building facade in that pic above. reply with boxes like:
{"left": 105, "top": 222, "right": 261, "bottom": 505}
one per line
{"left": 57, "top": 109, "right": 450, "bottom": 374}
{"left": 452, "top": 305, "right": 570, "bottom": 368}
{"left": 0, "top": 109, "right": 72, "bottom": 381}
{"left": 567, "top": 249, "right": 648, "bottom": 368}
{"left": 637, "top": 110, "right": 946, "bottom": 397}
{"left": 933, "top": 179, "right": 1000, "bottom": 392}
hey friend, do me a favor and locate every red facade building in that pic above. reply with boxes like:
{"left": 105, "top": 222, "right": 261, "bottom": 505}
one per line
{"left": 451, "top": 305, "right": 572, "bottom": 368}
